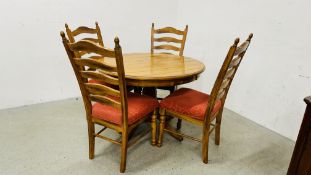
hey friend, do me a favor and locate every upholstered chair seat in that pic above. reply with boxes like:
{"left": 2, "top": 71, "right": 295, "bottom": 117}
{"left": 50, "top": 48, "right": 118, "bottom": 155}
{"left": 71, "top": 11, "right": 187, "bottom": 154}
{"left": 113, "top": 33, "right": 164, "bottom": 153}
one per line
{"left": 92, "top": 93, "right": 159, "bottom": 125}
{"left": 160, "top": 88, "right": 222, "bottom": 121}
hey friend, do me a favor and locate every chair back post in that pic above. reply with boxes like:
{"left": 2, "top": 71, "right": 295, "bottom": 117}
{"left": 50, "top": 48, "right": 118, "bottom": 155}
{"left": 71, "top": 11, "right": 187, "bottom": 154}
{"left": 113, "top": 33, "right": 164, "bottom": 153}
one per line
{"left": 219, "top": 33, "right": 253, "bottom": 106}
{"left": 179, "top": 25, "right": 188, "bottom": 56}
{"left": 151, "top": 23, "right": 155, "bottom": 54}
{"left": 95, "top": 21, "right": 104, "bottom": 47}
{"left": 65, "top": 23, "right": 75, "bottom": 43}
{"left": 203, "top": 38, "right": 239, "bottom": 130}
{"left": 203, "top": 33, "right": 253, "bottom": 128}
{"left": 114, "top": 37, "right": 129, "bottom": 131}
{"left": 60, "top": 31, "right": 92, "bottom": 119}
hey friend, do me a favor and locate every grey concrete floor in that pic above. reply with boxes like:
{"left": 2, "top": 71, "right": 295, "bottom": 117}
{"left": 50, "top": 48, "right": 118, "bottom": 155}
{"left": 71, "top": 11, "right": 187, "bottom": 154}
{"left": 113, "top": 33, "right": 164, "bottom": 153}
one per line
{"left": 0, "top": 98, "right": 294, "bottom": 175}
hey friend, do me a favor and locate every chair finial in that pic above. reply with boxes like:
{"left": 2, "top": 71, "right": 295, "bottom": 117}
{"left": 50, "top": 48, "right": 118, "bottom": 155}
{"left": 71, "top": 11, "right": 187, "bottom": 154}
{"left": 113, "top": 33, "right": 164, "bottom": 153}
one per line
{"left": 247, "top": 33, "right": 253, "bottom": 41}
{"left": 60, "top": 31, "right": 66, "bottom": 39}
{"left": 234, "top": 38, "right": 240, "bottom": 45}
{"left": 152, "top": 23, "right": 154, "bottom": 28}
{"left": 65, "top": 23, "right": 69, "bottom": 29}
{"left": 114, "top": 37, "right": 120, "bottom": 47}
{"left": 95, "top": 21, "right": 99, "bottom": 26}
{"left": 60, "top": 31, "right": 68, "bottom": 43}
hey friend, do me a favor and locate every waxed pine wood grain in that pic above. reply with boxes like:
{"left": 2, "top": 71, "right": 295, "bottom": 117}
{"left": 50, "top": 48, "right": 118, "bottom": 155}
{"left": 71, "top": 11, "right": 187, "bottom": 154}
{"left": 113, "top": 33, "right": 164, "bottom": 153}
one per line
{"left": 98, "top": 53, "right": 205, "bottom": 86}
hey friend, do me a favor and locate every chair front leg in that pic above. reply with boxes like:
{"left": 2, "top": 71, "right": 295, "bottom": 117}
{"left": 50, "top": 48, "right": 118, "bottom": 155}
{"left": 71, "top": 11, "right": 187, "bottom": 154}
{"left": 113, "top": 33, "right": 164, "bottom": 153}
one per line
{"left": 88, "top": 121, "right": 95, "bottom": 159}
{"left": 151, "top": 109, "right": 158, "bottom": 146}
{"left": 120, "top": 132, "right": 128, "bottom": 173}
{"left": 157, "top": 109, "right": 166, "bottom": 147}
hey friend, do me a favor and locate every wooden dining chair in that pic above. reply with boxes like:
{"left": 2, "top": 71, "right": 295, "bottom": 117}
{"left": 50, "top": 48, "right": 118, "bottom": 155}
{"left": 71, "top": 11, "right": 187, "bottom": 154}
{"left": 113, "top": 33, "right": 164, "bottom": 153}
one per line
{"left": 150, "top": 23, "right": 188, "bottom": 94}
{"left": 65, "top": 22, "right": 104, "bottom": 47}
{"left": 151, "top": 23, "right": 188, "bottom": 56}
{"left": 150, "top": 23, "right": 188, "bottom": 130}
{"left": 65, "top": 22, "right": 134, "bottom": 91}
{"left": 157, "top": 34, "right": 253, "bottom": 163}
{"left": 60, "top": 32, "right": 158, "bottom": 173}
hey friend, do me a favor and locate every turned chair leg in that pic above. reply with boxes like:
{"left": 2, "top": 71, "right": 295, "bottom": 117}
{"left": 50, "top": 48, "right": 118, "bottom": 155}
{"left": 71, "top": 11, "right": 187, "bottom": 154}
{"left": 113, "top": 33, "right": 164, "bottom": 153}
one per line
{"left": 157, "top": 110, "right": 166, "bottom": 147}
{"left": 88, "top": 121, "right": 95, "bottom": 159}
{"left": 151, "top": 110, "right": 157, "bottom": 146}
{"left": 120, "top": 132, "right": 128, "bottom": 173}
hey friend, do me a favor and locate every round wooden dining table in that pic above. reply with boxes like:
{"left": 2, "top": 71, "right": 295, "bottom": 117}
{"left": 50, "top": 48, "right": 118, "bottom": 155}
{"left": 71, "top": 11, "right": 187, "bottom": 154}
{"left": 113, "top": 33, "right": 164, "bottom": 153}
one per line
{"left": 102, "top": 53, "right": 205, "bottom": 140}
{"left": 100, "top": 53, "right": 205, "bottom": 95}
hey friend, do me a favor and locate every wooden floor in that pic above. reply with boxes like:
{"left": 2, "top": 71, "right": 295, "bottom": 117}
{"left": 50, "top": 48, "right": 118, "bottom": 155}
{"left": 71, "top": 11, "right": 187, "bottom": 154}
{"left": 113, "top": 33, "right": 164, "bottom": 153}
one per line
{"left": 0, "top": 98, "right": 294, "bottom": 175}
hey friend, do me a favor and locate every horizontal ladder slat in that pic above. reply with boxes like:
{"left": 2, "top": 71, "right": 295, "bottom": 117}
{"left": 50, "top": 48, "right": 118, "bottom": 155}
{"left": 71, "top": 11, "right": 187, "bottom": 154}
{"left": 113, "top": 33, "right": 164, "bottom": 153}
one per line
{"left": 81, "top": 71, "right": 119, "bottom": 85}
{"left": 220, "top": 79, "right": 230, "bottom": 90}
{"left": 74, "top": 58, "right": 117, "bottom": 72}
{"left": 154, "top": 44, "right": 180, "bottom": 51}
{"left": 234, "top": 41, "right": 250, "bottom": 56}
{"left": 224, "top": 68, "right": 235, "bottom": 79}
{"left": 72, "top": 26, "right": 97, "bottom": 36}
{"left": 217, "top": 88, "right": 226, "bottom": 100}
{"left": 229, "top": 56, "right": 242, "bottom": 69}
{"left": 89, "top": 55, "right": 103, "bottom": 60}
{"left": 69, "top": 40, "right": 115, "bottom": 58}
{"left": 154, "top": 37, "right": 182, "bottom": 43}
{"left": 89, "top": 94, "right": 121, "bottom": 109}
{"left": 154, "top": 27, "right": 184, "bottom": 35}
{"left": 85, "top": 83, "right": 120, "bottom": 97}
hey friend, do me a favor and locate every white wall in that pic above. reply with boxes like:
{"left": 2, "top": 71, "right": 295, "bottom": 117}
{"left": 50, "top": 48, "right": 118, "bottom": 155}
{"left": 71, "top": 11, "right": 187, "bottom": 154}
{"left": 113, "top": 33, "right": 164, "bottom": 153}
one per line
{"left": 176, "top": 0, "right": 311, "bottom": 140}
{"left": 1, "top": 0, "right": 310, "bottom": 140}
{"left": 0, "top": 0, "right": 178, "bottom": 109}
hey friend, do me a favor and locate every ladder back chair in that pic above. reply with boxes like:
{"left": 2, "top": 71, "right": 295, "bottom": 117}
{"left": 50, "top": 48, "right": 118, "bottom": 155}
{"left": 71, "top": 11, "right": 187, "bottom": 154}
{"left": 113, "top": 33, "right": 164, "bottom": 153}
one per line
{"left": 65, "top": 22, "right": 104, "bottom": 58}
{"left": 60, "top": 32, "right": 159, "bottom": 173}
{"left": 65, "top": 22, "right": 133, "bottom": 90}
{"left": 151, "top": 23, "right": 188, "bottom": 56}
{"left": 157, "top": 34, "right": 253, "bottom": 163}
{"left": 150, "top": 23, "right": 188, "bottom": 129}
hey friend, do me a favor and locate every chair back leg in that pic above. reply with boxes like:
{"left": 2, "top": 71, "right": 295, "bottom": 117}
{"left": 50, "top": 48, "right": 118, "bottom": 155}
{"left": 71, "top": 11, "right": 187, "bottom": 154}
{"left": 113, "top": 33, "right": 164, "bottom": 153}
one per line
{"left": 215, "top": 108, "right": 224, "bottom": 145}
{"left": 202, "top": 124, "right": 211, "bottom": 164}
{"left": 88, "top": 121, "right": 95, "bottom": 159}
{"left": 120, "top": 133, "right": 128, "bottom": 173}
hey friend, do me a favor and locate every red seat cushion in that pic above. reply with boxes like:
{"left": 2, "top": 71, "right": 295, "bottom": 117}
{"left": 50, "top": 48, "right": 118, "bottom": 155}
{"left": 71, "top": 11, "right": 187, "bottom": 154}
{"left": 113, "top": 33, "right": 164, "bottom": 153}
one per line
{"left": 92, "top": 93, "right": 159, "bottom": 125}
{"left": 160, "top": 88, "right": 222, "bottom": 121}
